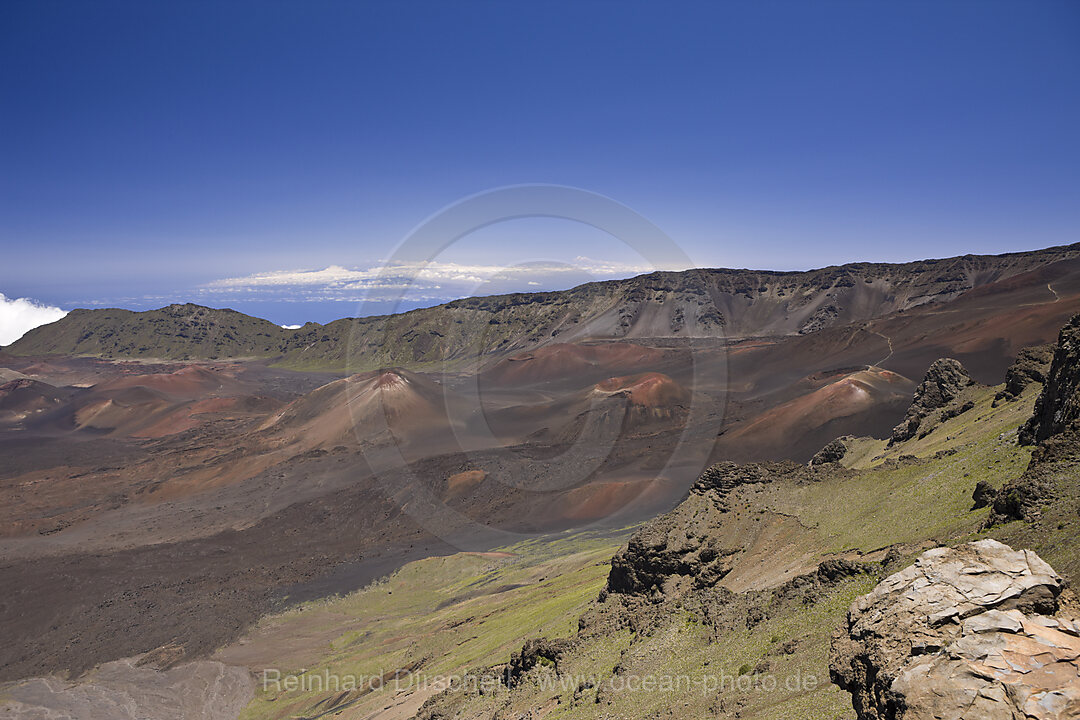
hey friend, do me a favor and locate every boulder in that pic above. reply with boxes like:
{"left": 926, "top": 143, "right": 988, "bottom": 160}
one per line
{"left": 829, "top": 539, "right": 1079, "bottom": 720}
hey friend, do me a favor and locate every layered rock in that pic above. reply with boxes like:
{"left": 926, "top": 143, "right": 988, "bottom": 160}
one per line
{"left": 890, "top": 358, "right": 974, "bottom": 444}
{"left": 1021, "top": 315, "right": 1080, "bottom": 445}
{"left": 830, "top": 539, "right": 1080, "bottom": 720}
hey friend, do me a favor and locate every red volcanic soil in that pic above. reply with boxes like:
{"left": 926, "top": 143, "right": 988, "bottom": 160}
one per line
{"left": 484, "top": 370, "right": 694, "bottom": 447}
{"left": 260, "top": 368, "right": 468, "bottom": 452}
{"left": 482, "top": 342, "right": 672, "bottom": 387}
{"left": 715, "top": 368, "right": 914, "bottom": 462}
{"left": 594, "top": 372, "right": 690, "bottom": 408}
{"left": 65, "top": 365, "right": 273, "bottom": 439}
{"left": 860, "top": 259, "right": 1080, "bottom": 383}
{"left": 0, "top": 356, "right": 215, "bottom": 389}
{"left": 557, "top": 473, "right": 681, "bottom": 524}
{"left": 131, "top": 396, "right": 279, "bottom": 439}
{"left": 5, "top": 256, "right": 1080, "bottom": 686}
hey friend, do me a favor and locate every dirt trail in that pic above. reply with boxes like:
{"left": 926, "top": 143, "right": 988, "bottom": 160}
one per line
{"left": 865, "top": 325, "right": 894, "bottom": 368}
{"left": 1008, "top": 282, "right": 1060, "bottom": 308}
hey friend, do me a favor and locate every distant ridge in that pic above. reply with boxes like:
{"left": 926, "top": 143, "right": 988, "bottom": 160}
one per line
{"left": 8, "top": 243, "right": 1080, "bottom": 371}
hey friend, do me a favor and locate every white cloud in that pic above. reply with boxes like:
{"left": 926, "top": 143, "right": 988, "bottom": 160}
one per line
{"left": 199, "top": 258, "right": 672, "bottom": 304}
{"left": 281, "top": 324, "right": 303, "bottom": 329}
{"left": 0, "top": 294, "right": 68, "bottom": 346}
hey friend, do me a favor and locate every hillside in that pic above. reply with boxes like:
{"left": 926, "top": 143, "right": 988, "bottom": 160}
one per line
{"left": 405, "top": 327, "right": 1080, "bottom": 720}
{"left": 5, "top": 304, "right": 286, "bottom": 360}
{"left": 178, "top": 317, "right": 1073, "bottom": 720}
{"left": 8, "top": 243, "right": 1080, "bottom": 370}
{"left": 4, "top": 318, "right": 1080, "bottom": 719}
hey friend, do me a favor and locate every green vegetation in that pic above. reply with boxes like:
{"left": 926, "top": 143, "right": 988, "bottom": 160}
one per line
{"left": 226, "top": 379, "right": 1056, "bottom": 720}
{"left": 783, "top": 385, "right": 1036, "bottom": 554}
{"left": 233, "top": 529, "right": 631, "bottom": 720}
{"left": 436, "top": 574, "right": 880, "bottom": 720}
{"left": 5, "top": 304, "right": 286, "bottom": 361}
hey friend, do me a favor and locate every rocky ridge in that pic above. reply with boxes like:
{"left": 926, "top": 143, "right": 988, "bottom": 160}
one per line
{"left": 990, "top": 315, "right": 1080, "bottom": 527}
{"left": 8, "top": 243, "right": 1080, "bottom": 370}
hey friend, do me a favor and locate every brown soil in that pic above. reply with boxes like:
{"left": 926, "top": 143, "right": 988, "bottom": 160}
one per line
{"left": 3, "top": 259, "right": 1080, "bottom": 686}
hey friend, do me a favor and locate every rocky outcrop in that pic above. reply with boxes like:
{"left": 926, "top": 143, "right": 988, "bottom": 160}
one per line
{"left": 939, "top": 398, "right": 974, "bottom": 422}
{"left": 996, "top": 344, "right": 1054, "bottom": 404}
{"left": 1021, "top": 315, "right": 1080, "bottom": 445}
{"left": 504, "top": 637, "right": 574, "bottom": 687}
{"left": 605, "top": 494, "right": 737, "bottom": 595}
{"left": 987, "top": 317, "right": 1080, "bottom": 524}
{"left": 606, "top": 462, "right": 812, "bottom": 595}
{"left": 810, "top": 436, "right": 849, "bottom": 465}
{"left": 691, "top": 461, "right": 789, "bottom": 500}
{"left": 971, "top": 479, "right": 998, "bottom": 509}
{"left": 890, "top": 359, "right": 974, "bottom": 444}
{"left": 830, "top": 539, "right": 1079, "bottom": 720}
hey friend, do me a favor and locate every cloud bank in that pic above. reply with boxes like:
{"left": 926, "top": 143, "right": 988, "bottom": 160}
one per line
{"left": 0, "top": 294, "right": 68, "bottom": 346}
{"left": 200, "top": 258, "right": 669, "bottom": 305}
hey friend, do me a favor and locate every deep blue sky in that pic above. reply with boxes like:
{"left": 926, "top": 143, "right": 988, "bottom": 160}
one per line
{"left": 1, "top": 0, "right": 1078, "bottom": 326}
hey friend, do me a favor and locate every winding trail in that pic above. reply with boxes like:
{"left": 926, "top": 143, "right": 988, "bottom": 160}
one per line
{"left": 865, "top": 325, "right": 894, "bottom": 368}
{"left": 1019, "top": 282, "right": 1060, "bottom": 307}
{"left": 861, "top": 281, "right": 1061, "bottom": 371}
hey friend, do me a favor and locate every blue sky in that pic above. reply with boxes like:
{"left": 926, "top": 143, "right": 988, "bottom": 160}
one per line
{"left": 1, "top": 0, "right": 1078, "bottom": 331}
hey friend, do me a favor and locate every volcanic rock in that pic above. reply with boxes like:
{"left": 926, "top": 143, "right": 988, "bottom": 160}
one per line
{"left": 971, "top": 480, "right": 998, "bottom": 509}
{"left": 504, "top": 637, "right": 574, "bottom": 687}
{"left": 829, "top": 539, "right": 1079, "bottom": 720}
{"left": 810, "top": 436, "right": 850, "bottom": 465}
{"left": 606, "top": 462, "right": 811, "bottom": 595}
{"left": 1021, "top": 315, "right": 1080, "bottom": 445}
{"left": 890, "top": 358, "right": 974, "bottom": 444}
{"left": 996, "top": 344, "right": 1054, "bottom": 404}
{"left": 991, "top": 316, "right": 1080, "bottom": 524}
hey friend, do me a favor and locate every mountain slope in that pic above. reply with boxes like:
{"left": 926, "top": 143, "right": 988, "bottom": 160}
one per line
{"left": 8, "top": 243, "right": 1080, "bottom": 370}
{"left": 407, "top": 337, "right": 1080, "bottom": 720}
{"left": 169, "top": 331, "right": 1074, "bottom": 720}
{"left": 7, "top": 304, "right": 285, "bottom": 360}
